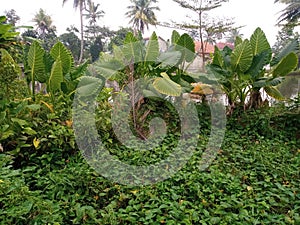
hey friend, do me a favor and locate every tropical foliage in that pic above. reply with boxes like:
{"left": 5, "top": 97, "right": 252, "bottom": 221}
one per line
{"left": 208, "top": 27, "right": 298, "bottom": 113}
{"left": 276, "top": 0, "right": 300, "bottom": 25}
{"left": 0, "top": 16, "right": 20, "bottom": 52}
{"left": 0, "top": 1, "right": 299, "bottom": 223}
{"left": 168, "top": 0, "right": 235, "bottom": 69}
{"left": 125, "top": 0, "right": 160, "bottom": 34}
{"left": 32, "top": 8, "right": 56, "bottom": 38}
{"left": 24, "top": 40, "right": 88, "bottom": 102}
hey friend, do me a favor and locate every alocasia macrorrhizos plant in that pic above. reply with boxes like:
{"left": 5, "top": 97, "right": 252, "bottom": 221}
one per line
{"left": 207, "top": 27, "right": 298, "bottom": 113}
{"left": 25, "top": 41, "right": 88, "bottom": 102}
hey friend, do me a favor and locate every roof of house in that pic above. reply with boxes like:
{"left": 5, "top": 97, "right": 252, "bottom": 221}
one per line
{"left": 194, "top": 41, "right": 234, "bottom": 54}
{"left": 216, "top": 42, "right": 234, "bottom": 50}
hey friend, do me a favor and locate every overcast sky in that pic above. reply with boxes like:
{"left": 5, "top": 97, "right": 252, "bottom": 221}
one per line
{"left": 2, "top": 0, "right": 285, "bottom": 45}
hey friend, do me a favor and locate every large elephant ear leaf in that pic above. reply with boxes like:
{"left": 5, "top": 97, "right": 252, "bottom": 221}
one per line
{"left": 123, "top": 32, "right": 142, "bottom": 62}
{"left": 175, "top": 33, "right": 195, "bottom": 62}
{"left": 264, "top": 86, "right": 285, "bottom": 100}
{"left": 27, "top": 41, "right": 46, "bottom": 83}
{"left": 246, "top": 50, "right": 270, "bottom": 79}
{"left": 231, "top": 39, "right": 253, "bottom": 72}
{"left": 48, "top": 59, "right": 63, "bottom": 93}
{"left": 145, "top": 32, "right": 159, "bottom": 62}
{"left": 158, "top": 50, "right": 181, "bottom": 67}
{"left": 250, "top": 27, "right": 271, "bottom": 56}
{"left": 212, "top": 46, "right": 224, "bottom": 68}
{"left": 171, "top": 30, "right": 181, "bottom": 45}
{"left": 272, "top": 52, "right": 298, "bottom": 77}
{"left": 153, "top": 72, "right": 182, "bottom": 96}
{"left": 234, "top": 36, "right": 243, "bottom": 46}
{"left": 50, "top": 42, "right": 73, "bottom": 74}
{"left": 76, "top": 76, "right": 103, "bottom": 97}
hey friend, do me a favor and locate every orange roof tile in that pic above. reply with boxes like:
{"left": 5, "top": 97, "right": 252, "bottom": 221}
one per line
{"left": 194, "top": 41, "right": 234, "bottom": 54}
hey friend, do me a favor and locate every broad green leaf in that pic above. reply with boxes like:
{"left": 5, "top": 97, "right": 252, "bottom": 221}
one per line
{"left": 250, "top": 27, "right": 271, "bottom": 56}
{"left": 158, "top": 50, "right": 181, "bottom": 67}
{"left": 231, "top": 39, "right": 253, "bottom": 72}
{"left": 153, "top": 72, "right": 182, "bottom": 96}
{"left": 94, "top": 60, "right": 123, "bottom": 79}
{"left": 272, "top": 52, "right": 298, "bottom": 77}
{"left": 271, "top": 39, "right": 299, "bottom": 66}
{"left": 76, "top": 76, "right": 103, "bottom": 97}
{"left": 264, "top": 86, "right": 284, "bottom": 100}
{"left": 212, "top": 46, "right": 224, "bottom": 68}
{"left": 70, "top": 60, "right": 89, "bottom": 80}
{"left": 123, "top": 32, "right": 142, "bottom": 62}
{"left": 113, "top": 45, "right": 125, "bottom": 62}
{"left": 171, "top": 30, "right": 181, "bottom": 45}
{"left": 123, "top": 32, "right": 138, "bottom": 45}
{"left": 48, "top": 59, "right": 63, "bottom": 92}
{"left": 175, "top": 33, "right": 195, "bottom": 62}
{"left": 144, "top": 32, "right": 159, "bottom": 62}
{"left": 43, "top": 52, "right": 55, "bottom": 81}
{"left": 50, "top": 42, "right": 73, "bottom": 74}
{"left": 246, "top": 50, "right": 270, "bottom": 79}
{"left": 234, "top": 36, "right": 243, "bottom": 46}
{"left": 27, "top": 41, "right": 45, "bottom": 83}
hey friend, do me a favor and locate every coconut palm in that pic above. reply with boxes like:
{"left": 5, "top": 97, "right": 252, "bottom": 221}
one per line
{"left": 62, "top": 0, "right": 86, "bottom": 63}
{"left": 84, "top": 0, "right": 104, "bottom": 26}
{"left": 226, "top": 28, "right": 243, "bottom": 44}
{"left": 84, "top": 0, "right": 104, "bottom": 39}
{"left": 125, "top": 0, "right": 160, "bottom": 34}
{"left": 276, "top": 0, "right": 300, "bottom": 24}
{"left": 32, "top": 9, "right": 56, "bottom": 38}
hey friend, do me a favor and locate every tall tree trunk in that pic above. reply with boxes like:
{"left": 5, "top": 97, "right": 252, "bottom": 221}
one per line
{"left": 198, "top": 0, "right": 206, "bottom": 72}
{"left": 79, "top": 2, "right": 84, "bottom": 63}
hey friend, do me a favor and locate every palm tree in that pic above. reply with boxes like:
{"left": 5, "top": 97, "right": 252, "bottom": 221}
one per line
{"left": 276, "top": 0, "right": 300, "bottom": 25}
{"left": 32, "top": 9, "right": 56, "bottom": 38}
{"left": 84, "top": 0, "right": 104, "bottom": 26}
{"left": 62, "top": 0, "right": 86, "bottom": 63}
{"left": 125, "top": 0, "right": 160, "bottom": 34}
{"left": 226, "top": 28, "right": 243, "bottom": 44}
{"left": 84, "top": 0, "right": 104, "bottom": 39}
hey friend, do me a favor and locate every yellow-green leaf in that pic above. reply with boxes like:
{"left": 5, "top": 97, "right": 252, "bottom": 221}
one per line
{"left": 33, "top": 137, "right": 40, "bottom": 149}
{"left": 153, "top": 72, "right": 182, "bottom": 96}
{"left": 231, "top": 40, "right": 253, "bottom": 72}
{"left": 272, "top": 52, "right": 298, "bottom": 77}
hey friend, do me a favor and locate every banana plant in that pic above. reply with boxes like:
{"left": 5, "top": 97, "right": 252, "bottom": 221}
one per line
{"left": 208, "top": 27, "right": 298, "bottom": 112}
